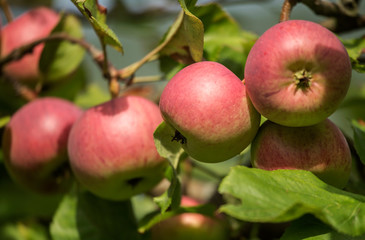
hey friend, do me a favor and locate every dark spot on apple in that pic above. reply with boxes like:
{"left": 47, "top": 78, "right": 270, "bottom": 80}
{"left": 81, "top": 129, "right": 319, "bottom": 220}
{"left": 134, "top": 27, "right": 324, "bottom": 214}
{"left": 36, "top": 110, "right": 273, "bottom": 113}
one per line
{"left": 127, "top": 177, "right": 144, "bottom": 188}
{"left": 171, "top": 130, "right": 187, "bottom": 145}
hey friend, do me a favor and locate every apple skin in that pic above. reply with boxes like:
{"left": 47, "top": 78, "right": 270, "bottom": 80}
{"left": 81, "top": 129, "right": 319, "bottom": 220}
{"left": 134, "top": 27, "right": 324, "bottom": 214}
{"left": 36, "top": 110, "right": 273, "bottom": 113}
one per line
{"left": 1, "top": 7, "right": 60, "bottom": 83}
{"left": 67, "top": 96, "right": 167, "bottom": 201}
{"left": 2, "top": 97, "right": 82, "bottom": 194}
{"left": 150, "top": 196, "right": 229, "bottom": 240}
{"left": 244, "top": 20, "right": 352, "bottom": 127}
{"left": 159, "top": 61, "right": 261, "bottom": 163}
{"left": 251, "top": 119, "right": 352, "bottom": 189}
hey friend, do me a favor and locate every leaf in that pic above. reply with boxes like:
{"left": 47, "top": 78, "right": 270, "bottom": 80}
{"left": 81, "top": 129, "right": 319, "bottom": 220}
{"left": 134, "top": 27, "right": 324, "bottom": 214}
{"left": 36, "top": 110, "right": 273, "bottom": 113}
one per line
{"left": 353, "top": 120, "right": 365, "bottom": 165}
{"left": 0, "top": 116, "right": 10, "bottom": 128}
{"left": 50, "top": 187, "right": 141, "bottom": 240}
{"left": 73, "top": 83, "right": 110, "bottom": 108}
{"left": 194, "top": 3, "right": 257, "bottom": 78}
{"left": 153, "top": 121, "right": 188, "bottom": 213}
{"left": 70, "top": 0, "right": 123, "bottom": 52}
{"left": 342, "top": 36, "right": 365, "bottom": 73}
{"left": 39, "top": 14, "right": 85, "bottom": 82}
{"left": 122, "top": 0, "right": 204, "bottom": 78}
{"left": 280, "top": 215, "right": 365, "bottom": 240}
{"left": 0, "top": 221, "right": 49, "bottom": 240}
{"left": 218, "top": 166, "right": 365, "bottom": 236}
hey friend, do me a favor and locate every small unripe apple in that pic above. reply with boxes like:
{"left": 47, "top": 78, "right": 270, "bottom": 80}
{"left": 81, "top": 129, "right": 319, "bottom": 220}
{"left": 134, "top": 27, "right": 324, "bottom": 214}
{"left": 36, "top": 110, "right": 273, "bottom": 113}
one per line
{"left": 244, "top": 20, "right": 352, "bottom": 127}
{"left": 1, "top": 7, "right": 60, "bottom": 83}
{"left": 2, "top": 97, "right": 82, "bottom": 194}
{"left": 150, "top": 196, "right": 229, "bottom": 240}
{"left": 159, "top": 61, "right": 261, "bottom": 163}
{"left": 68, "top": 96, "right": 167, "bottom": 201}
{"left": 251, "top": 119, "right": 352, "bottom": 189}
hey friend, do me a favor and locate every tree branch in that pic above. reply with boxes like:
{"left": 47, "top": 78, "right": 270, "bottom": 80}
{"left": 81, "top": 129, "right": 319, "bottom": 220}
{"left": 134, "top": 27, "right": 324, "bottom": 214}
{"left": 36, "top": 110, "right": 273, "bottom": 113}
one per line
{"left": 0, "top": 33, "right": 129, "bottom": 98}
{"left": 299, "top": 0, "right": 365, "bottom": 33}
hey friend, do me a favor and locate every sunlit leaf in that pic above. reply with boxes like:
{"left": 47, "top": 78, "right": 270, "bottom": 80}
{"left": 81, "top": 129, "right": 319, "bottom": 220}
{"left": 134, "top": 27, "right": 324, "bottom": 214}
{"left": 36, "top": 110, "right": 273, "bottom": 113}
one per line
{"left": 219, "top": 166, "right": 365, "bottom": 236}
{"left": 70, "top": 0, "right": 123, "bottom": 52}
{"left": 153, "top": 121, "right": 188, "bottom": 213}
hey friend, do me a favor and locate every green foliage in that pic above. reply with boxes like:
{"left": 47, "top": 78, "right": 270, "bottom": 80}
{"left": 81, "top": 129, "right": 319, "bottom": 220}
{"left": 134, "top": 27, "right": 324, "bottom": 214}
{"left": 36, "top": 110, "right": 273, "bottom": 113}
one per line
{"left": 70, "top": 0, "right": 123, "bottom": 52}
{"left": 342, "top": 37, "right": 365, "bottom": 72}
{"left": 40, "top": 14, "right": 85, "bottom": 82}
{"left": 50, "top": 187, "right": 140, "bottom": 240}
{"left": 219, "top": 166, "right": 365, "bottom": 236}
{"left": 281, "top": 215, "right": 365, "bottom": 240}
{"left": 153, "top": 121, "right": 187, "bottom": 213}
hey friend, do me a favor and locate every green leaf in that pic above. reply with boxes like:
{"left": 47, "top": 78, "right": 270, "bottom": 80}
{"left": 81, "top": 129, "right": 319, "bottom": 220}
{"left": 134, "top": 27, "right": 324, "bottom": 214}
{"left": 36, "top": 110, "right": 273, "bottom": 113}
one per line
{"left": 342, "top": 37, "right": 365, "bottom": 72}
{"left": 281, "top": 215, "right": 365, "bottom": 240}
{"left": 0, "top": 221, "right": 50, "bottom": 240}
{"left": 70, "top": 0, "right": 123, "bottom": 52}
{"left": 153, "top": 121, "right": 187, "bottom": 213}
{"left": 353, "top": 120, "right": 365, "bottom": 165}
{"left": 194, "top": 3, "right": 257, "bottom": 78}
{"left": 0, "top": 116, "right": 10, "bottom": 128}
{"left": 50, "top": 187, "right": 141, "bottom": 240}
{"left": 39, "top": 14, "right": 85, "bottom": 82}
{"left": 219, "top": 166, "right": 365, "bottom": 236}
{"left": 73, "top": 83, "right": 110, "bottom": 108}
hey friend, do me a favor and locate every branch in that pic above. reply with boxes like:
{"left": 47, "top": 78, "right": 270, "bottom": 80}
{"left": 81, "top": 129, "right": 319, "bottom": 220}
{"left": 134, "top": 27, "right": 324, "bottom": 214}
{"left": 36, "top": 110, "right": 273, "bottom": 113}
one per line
{"left": 0, "top": 0, "right": 13, "bottom": 22}
{"left": 299, "top": 0, "right": 365, "bottom": 33}
{"left": 280, "top": 0, "right": 298, "bottom": 22}
{"left": 0, "top": 33, "right": 129, "bottom": 98}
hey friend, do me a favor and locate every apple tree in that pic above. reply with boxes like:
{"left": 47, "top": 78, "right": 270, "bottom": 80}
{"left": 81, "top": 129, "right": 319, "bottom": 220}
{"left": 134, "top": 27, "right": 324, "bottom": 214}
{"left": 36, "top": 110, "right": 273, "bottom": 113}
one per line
{"left": 0, "top": 0, "right": 365, "bottom": 239}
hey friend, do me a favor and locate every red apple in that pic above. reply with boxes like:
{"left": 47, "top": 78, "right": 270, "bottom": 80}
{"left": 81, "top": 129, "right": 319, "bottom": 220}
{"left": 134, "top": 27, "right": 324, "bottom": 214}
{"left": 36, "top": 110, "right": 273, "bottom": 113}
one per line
{"left": 244, "top": 20, "right": 352, "bottom": 127}
{"left": 159, "top": 61, "right": 261, "bottom": 163}
{"left": 251, "top": 119, "right": 352, "bottom": 189}
{"left": 2, "top": 97, "right": 82, "bottom": 194}
{"left": 67, "top": 96, "right": 167, "bottom": 201}
{"left": 1, "top": 7, "right": 60, "bottom": 83}
{"left": 150, "top": 196, "right": 229, "bottom": 240}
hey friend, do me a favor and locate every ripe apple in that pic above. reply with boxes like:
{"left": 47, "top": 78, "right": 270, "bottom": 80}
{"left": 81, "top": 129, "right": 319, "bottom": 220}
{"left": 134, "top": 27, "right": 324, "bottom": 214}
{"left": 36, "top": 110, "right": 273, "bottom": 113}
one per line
{"left": 2, "top": 97, "right": 82, "bottom": 194}
{"left": 150, "top": 196, "right": 229, "bottom": 240}
{"left": 251, "top": 119, "right": 352, "bottom": 189}
{"left": 67, "top": 96, "right": 167, "bottom": 201}
{"left": 244, "top": 20, "right": 352, "bottom": 127}
{"left": 1, "top": 7, "right": 60, "bottom": 83}
{"left": 159, "top": 61, "right": 261, "bottom": 163}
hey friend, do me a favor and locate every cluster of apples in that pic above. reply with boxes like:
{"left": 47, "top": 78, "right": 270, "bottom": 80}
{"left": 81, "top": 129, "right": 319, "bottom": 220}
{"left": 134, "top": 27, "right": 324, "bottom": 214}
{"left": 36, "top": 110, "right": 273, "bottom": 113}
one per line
{"left": 160, "top": 20, "right": 352, "bottom": 189}
{"left": 0, "top": 7, "right": 167, "bottom": 200}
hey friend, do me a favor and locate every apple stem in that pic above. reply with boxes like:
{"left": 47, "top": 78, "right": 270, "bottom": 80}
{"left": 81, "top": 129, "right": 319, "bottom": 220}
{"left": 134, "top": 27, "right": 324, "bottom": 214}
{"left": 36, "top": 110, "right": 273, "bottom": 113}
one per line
{"left": 0, "top": 0, "right": 13, "bottom": 23}
{"left": 280, "top": 0, "right": 298, "bottom": 22}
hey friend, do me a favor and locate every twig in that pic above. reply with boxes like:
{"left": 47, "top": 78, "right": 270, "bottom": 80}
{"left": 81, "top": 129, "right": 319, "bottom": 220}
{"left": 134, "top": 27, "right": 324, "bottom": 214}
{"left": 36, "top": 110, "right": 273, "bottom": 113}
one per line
{"left": 0, "top": 0, "right": 13, "bottom": 23}
{"left": 280, "top": 0, "right": 298, "bottom": 22}
{"left": 0, "top": 32, "right": 129, "bottom": 98}
{"left": 298, "top": 0, "right": 365, "bottom": 33}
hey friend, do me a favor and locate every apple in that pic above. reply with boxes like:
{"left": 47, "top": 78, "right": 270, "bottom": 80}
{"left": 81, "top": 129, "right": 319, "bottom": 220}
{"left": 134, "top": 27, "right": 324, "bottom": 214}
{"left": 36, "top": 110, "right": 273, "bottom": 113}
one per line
{"left": 159, "top": 61, "right": 261, "bottom": 163}
{"left": 1, "top": 7, "right": 60, "bottom": 83}
{"left": 2, "top": 97, "right": 82, "bottom": 194}
{"left": 67, "top": 96, "right": 167, "bottom": 201}
{"left": 251, "top": 119, "right": 352, "bottom": 189}
{"left": 150, "top": 196, "right": 229, "bottom": 240}
{"left": 244, "top": 20, "right": 352, "bottom": 127}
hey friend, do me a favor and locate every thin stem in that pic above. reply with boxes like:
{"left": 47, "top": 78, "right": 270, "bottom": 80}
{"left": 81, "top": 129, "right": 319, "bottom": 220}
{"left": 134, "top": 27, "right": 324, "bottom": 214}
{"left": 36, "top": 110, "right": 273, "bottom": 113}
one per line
{"left": 0, "top": 0, "right": 13, "bottom": 23}
{"left": 280, "top": 0, "right": 298, "bottom": 22}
